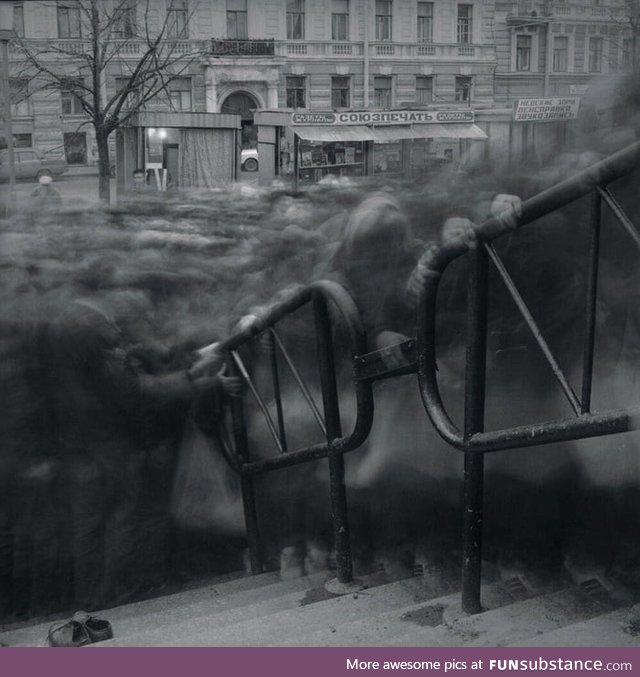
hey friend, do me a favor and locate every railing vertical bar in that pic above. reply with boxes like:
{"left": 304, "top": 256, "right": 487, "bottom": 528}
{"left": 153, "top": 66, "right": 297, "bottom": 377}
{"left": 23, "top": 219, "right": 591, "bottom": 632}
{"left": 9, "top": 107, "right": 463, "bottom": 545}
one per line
{"left": 462, "top": 244, "right": 489, "bottom": 615}
{"left": 312, "top": 291, "right": 353, "bottom": 585}
{"left": 267, "top": 329, "right": 288, "bottom": 452}
{"left": 581, "top": 191, "right": 602, "bottom": 414}
{"left": 229, "top": 356, "right": 262, "bottom": 575}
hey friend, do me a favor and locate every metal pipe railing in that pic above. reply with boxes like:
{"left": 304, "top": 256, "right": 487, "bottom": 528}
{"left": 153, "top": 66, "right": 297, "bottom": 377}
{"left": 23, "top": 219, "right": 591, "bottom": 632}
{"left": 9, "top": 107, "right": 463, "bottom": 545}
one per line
{"left": 218, "top": 280, "right": 374, "bottom": 586}
{"left": 416, "top": 140, "right": 640, "bottom": 613}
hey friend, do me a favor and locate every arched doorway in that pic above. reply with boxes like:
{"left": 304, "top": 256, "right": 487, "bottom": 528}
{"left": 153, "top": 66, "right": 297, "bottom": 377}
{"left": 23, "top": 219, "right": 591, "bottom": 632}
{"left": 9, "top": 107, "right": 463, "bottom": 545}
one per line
{"left": 221, "top": 92, "right": 259, "bottom": 171}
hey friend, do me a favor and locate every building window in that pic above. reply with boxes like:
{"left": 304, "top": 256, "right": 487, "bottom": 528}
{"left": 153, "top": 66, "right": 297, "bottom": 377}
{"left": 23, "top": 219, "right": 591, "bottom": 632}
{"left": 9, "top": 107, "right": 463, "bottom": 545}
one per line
{"left": 287, "top": 0, "right": 304, "bottom": 40}
{"left": 332, "top": 0, "right": 349, "bottom": 41}
{"left": 588, "top": 36, "right": 603, "bottom": 72}
{"left": 115, "top": 77, "right": 140, "bottom": 110}
{"left": 374, "top": 76, "right": 392, "bottom": 107}
{"left": 416, "top": 75, "right": 433, "bottom": 104}
{"left": 516, "top": 34, "right": 532, "bottom": 71}
{"left": 455, "top": 76, "right": 472, "bottom": 103}
{"left": 417, "top": 2, "right": 434, "bottom": 43}
{"left": 375, "top": 0, "right": 392, "bottom": 41}
{"left": 286, "top": 76, "right": 306, "bottom": 108}
{"left": 457, "top": 4, "right": 473, "bottom": 44}
{"left": 167, "top": 0, "right": 188, "bottom": 38}
{"left": 115, "top": 0, "right": 136, "bottom": 38}
{"left": 331, "top": 76, "right": 350, "bottom": 108}
{"left": 13, "top": 2, "right": 24, "bottom": 37}
{"left": 227, "top": 0, "right": 248, "bottom": 39}
{"left": 57, "top": 1, "right": 82, "bottom": 38}
{"left": 10, "top": 78, "right": 31, "bottom": 117}
{"left": 553, "top": 35, "right": 569, "bottom": 71}
{"left": 168, "top": 77, "right": 192, "bottom": 111}
{"left": 61, "top": 81, "right": 85, "bottom": 116}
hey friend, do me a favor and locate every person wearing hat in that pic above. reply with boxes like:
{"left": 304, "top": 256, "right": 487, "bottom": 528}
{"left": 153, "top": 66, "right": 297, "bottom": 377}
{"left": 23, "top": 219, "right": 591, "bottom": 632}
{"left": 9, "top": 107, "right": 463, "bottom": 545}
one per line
{"left": 31, "top": 174, "right": 62, "bottom": 208}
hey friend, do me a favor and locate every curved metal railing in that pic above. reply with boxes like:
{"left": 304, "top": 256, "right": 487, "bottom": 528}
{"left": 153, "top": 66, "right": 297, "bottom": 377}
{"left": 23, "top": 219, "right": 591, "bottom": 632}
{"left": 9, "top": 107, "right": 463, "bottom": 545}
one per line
{"left": 214, "top": 279, "right": 374, "bottom": 587}
{"left": 415, "top": 140, "right": 640, "bottom": 612}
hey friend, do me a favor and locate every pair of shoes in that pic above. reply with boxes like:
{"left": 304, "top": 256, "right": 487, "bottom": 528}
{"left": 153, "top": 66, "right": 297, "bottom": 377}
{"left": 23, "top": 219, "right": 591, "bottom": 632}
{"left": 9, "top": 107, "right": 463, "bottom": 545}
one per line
{"left": 47, "top": 611, "right": 113, "bottom": 647}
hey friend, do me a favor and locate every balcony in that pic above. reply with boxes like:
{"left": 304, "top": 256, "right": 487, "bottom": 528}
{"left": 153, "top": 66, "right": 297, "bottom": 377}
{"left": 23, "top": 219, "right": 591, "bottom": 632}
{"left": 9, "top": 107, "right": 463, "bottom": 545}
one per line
{"left": 509, "top": 1, "right": 622, "bottom": 20}
{"left": 210, "top": 38, "right": 275, "bottom": 56}
{"left": 271, "top": 40, "right": 494, "bottom": 61}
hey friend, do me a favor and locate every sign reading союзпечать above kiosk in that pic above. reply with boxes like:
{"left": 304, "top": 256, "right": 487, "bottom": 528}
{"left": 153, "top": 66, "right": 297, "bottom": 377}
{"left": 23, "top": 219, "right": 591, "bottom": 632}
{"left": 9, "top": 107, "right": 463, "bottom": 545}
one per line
{"left": 290, "top": 110, "right": 475, "bottom": 125}
{"left": 514, "top": 97, "right": 581, "bottom": 122}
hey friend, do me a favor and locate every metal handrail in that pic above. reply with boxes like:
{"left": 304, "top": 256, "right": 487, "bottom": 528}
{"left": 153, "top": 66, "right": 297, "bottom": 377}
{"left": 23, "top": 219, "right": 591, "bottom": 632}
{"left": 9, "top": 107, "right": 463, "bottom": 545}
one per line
{"left": 415, "top": 139, "right": 640, "bottom": 613}
{"left": 215, "top": 279, "right": 374, "bottom": 586}
{"left": 417, "top": 140, "right": 640, "bottom": 452}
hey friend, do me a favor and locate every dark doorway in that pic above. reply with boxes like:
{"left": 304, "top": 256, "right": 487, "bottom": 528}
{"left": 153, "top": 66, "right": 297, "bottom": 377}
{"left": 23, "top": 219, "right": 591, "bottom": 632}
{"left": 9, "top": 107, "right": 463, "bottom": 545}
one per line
{"left": 221, "top": 92, "right": 258, "bottom": 149}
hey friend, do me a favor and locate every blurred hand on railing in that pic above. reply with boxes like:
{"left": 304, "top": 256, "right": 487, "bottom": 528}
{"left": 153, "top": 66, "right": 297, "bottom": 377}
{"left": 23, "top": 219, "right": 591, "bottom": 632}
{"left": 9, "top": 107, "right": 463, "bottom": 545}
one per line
{"left": 490, "top": 193, "right": 522, "bottom": 230}
{"left": 375, "top": 330, "right": 410, "bottom": 371}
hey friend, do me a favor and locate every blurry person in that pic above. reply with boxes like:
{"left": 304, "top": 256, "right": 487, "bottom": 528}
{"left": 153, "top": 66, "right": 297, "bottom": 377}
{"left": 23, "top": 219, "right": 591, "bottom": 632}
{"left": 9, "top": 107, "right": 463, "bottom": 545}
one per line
{"left": 31, "top": 174, "right": 62, "bottom": 208}
{"left": 39, "top": 296, "right": 241, "bottom": 610}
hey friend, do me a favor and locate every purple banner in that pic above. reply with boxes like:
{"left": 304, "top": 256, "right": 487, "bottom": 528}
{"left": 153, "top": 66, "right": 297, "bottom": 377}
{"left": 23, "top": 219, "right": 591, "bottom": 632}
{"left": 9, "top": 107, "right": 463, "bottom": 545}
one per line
{"left": 1, "top": 648, "right": 639, "bottom": 677}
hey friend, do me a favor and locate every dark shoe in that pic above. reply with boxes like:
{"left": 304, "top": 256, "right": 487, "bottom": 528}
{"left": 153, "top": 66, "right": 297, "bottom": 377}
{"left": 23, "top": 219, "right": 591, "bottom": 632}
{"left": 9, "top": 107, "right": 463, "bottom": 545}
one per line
{"left": 72, "top": 611, "right": 114, "bottom": 643}
{"left": 47, "top": 620, "right": 92, "bottom": 647}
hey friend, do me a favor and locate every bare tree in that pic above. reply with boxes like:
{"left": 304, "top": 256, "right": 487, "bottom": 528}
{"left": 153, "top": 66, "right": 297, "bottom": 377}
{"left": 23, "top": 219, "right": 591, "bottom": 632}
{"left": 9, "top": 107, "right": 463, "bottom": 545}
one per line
{"left": 11, "top": 0, "right": 203, "bottom": 203}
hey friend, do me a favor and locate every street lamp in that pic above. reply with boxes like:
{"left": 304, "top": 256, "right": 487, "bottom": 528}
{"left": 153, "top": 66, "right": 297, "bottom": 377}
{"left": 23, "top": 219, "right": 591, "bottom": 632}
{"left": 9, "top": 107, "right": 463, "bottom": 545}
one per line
{"left": 0, "top": 3, "right": 16, "bottom": 214}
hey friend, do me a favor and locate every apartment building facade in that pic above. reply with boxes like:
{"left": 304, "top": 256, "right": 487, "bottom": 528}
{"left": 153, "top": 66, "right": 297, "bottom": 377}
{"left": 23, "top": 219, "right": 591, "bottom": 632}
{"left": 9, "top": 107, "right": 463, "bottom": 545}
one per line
{"left": 3, "top": 0, "right": 635, "bottom": 185}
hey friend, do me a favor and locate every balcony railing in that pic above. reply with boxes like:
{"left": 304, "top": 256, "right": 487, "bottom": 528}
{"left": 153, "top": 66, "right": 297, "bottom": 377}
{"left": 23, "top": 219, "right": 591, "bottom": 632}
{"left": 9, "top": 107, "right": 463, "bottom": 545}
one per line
{"left": 8, "top": 38, "right": 205, "bottom": 59}
{"left": 512, "top": 1, "right": 621, "bottom": 19}
{"left": 271, "top": 40, "right": 494, "bottom": 61}
{"left": 210, "top": 38, "right": 275, "bottom": 56}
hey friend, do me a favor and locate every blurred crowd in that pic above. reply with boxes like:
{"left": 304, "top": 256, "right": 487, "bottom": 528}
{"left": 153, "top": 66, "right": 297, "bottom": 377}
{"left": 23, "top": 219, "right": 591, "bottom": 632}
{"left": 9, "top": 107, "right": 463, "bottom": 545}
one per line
{"left": 2, "top": 85, "right": 640, "bottom": 623}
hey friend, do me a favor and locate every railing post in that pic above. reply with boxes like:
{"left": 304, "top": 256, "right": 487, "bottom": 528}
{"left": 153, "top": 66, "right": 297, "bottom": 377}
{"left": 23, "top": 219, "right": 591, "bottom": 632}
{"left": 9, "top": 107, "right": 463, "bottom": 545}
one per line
{"left": 581, "top": 190, "right": 602, "bottom": 414}
{"left": 312, "top": 291, "right": 357, "bottom": 591}
{"left": 229, "top": 357, "right": 262, "bottom": 575}
{"left": 266, "top": 329, "right": 288, "bottom": 451}
{"left": 462, "top": 243, "right": 489, "bottom": 614}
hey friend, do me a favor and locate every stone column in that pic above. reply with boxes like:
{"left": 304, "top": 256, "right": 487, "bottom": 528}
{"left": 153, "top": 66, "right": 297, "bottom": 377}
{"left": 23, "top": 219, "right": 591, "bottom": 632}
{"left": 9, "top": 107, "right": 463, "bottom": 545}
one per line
{"left": 205, "top": 70, "right": 218, "bottom": 112}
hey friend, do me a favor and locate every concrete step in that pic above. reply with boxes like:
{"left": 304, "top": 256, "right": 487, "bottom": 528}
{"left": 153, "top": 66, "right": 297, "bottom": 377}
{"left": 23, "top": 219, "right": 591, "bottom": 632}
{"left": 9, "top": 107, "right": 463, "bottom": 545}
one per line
{"left": 514, "top": 603, "right": 640, "bottom": 647}
{"left": 394, "top": 580, "right": 623, "bottom": 647}
{"left": 0, "top": 570, "right": 310, "bottom": 647}
{"left": 100, "top": 573, "right": 450, "bottom": 647}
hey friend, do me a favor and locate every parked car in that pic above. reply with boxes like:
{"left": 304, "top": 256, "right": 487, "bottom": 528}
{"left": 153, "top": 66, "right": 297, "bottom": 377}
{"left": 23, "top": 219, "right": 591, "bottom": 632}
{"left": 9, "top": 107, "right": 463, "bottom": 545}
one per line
{"left": 241, "top": 148, "right": 259, "bottom": 172}
{"left": 0, "top": 148, "right": 68, "bottom": 182}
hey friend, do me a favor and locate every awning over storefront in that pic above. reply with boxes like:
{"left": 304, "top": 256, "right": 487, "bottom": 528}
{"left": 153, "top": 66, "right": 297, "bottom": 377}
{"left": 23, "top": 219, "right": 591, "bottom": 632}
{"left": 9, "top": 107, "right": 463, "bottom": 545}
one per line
{"left": 294, "top": 126, "right": 377, "bottom": 142}
{"left": 294, "top": 123, "right": 487, "bottom": 143}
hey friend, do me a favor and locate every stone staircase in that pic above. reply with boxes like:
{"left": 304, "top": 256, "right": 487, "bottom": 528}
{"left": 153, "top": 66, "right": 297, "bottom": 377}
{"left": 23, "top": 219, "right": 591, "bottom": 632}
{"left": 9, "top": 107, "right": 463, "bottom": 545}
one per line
{"left": 2, "top": 566, "right": 640, "bottom": 647}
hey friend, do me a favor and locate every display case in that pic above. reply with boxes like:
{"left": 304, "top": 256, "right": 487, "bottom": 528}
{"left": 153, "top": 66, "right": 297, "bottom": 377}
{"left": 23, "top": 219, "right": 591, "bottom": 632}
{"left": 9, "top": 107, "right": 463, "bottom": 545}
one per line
{"left": 297, "top": 139, "right": 365, "bottom": 184}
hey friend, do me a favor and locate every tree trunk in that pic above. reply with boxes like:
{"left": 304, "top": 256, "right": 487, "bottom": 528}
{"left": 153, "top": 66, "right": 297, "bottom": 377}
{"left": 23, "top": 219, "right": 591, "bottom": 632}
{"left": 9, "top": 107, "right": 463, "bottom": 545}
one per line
{"left": 95, "top": 127, "right": 111, "bottom": 204}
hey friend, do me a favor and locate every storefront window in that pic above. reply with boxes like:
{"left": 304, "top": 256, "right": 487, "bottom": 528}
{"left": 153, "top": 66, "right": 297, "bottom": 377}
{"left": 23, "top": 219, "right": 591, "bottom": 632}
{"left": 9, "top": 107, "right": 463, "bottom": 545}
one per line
{"left": 373, "top": 142, "right": 402, "bottom": 175}
{"left": 297, "top": 139, "right": 364, "bottom": 184}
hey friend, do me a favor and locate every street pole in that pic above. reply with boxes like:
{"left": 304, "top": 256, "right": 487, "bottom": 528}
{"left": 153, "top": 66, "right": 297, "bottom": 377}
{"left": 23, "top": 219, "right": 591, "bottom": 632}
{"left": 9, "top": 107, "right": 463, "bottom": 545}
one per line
{"left": 0, "top": 4, "right": 16, "bottom": 216}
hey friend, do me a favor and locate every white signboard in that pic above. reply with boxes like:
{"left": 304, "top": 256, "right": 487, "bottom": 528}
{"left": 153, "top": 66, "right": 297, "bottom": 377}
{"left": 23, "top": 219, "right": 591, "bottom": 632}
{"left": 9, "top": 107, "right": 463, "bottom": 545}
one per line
{"left": 514, "top": 97, "right": 580, "bottom": 122}
{"left": 291, "top": 110, "right": 475, "bottom": 126}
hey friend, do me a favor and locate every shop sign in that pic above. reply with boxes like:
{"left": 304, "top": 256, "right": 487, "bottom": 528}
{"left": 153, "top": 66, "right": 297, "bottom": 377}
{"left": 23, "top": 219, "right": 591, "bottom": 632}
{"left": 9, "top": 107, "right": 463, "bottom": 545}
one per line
{"left": 514, "top": 97, "right": 580, "bottom": 122}
{"left": 291, "top": 112, "right": 337, "bottom": 125}
{"left": 291, "top": 110, "right": 475, "bottom": 126}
